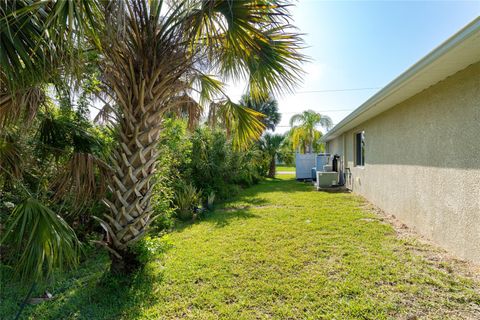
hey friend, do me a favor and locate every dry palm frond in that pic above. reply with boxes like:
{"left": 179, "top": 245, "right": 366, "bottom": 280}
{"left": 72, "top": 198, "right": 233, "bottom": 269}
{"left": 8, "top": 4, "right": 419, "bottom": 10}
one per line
{"left": 168, "top": 94, "right": 204, "bottom": 130}
{"left": 93, "top": 102, "right": 117, "bottom": 125}
{"left": 207, "top": 101, "right": 222, "bottom": 129}
{"left": 0, "top": 86, "right": 45, "bottom": 129}
{"left": 0, "top": 133, "right": 23, "bottom": 179}
{"left": 52, "top": 152, "right": 111, "bottom": 206}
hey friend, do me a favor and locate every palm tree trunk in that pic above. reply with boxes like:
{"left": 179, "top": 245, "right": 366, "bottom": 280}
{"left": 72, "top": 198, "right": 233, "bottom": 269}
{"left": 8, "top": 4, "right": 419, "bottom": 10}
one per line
{"left": 94, "top": 71, "right": 165, "bottom": 273}
{"left": 310, "top": 128, "right": 314, "bottom": 153}
{"left": 268, "top": 156, "right": 276, "bottom": 178}
{"left": 99, "top": 110, "right": 161, "bottom": 273}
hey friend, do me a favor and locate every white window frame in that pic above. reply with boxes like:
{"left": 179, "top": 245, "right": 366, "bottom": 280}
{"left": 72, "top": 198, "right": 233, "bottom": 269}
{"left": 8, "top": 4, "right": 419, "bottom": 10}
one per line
{"left": 354, "top": 130, "right": 365, "bottom": 167}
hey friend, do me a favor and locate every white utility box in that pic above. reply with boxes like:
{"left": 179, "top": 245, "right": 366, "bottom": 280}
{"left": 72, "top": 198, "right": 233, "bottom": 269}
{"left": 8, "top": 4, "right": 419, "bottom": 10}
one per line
{"left": 316, "top": 171, "right": 338, "bottom": 188}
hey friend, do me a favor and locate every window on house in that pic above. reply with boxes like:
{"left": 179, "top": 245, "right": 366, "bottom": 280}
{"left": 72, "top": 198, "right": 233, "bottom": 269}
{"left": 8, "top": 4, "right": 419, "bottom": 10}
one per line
{"left": 355, "top": 131, "right": 365, "bottom": 166}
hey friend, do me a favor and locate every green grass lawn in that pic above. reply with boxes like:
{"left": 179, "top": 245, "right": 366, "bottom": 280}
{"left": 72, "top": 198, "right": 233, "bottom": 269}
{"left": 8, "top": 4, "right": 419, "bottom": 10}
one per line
{"left": 2, "top": 176, "right": 479, "bottom": 319}
{"left": 276, "top": 165, "right": 295, "bottom": 172}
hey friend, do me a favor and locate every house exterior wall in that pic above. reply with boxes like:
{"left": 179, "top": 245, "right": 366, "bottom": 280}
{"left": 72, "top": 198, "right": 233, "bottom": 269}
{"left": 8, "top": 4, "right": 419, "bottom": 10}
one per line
{"left": 326, "top": 62, "right": 480, "bottom": 263}
{"left": 327, "top": 136, "right": 343, "bottom": 157}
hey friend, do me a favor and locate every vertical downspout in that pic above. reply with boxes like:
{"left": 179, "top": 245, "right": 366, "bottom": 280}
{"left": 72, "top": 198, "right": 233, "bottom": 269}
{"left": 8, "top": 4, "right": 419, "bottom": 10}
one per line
{"left": 342, "top": 133, "right": 351, "bottom": 190}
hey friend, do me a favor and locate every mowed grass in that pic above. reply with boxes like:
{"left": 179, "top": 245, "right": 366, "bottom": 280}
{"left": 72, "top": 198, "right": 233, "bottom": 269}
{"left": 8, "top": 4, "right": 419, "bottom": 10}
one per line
{"left": 2, "top": 176, "right": 479, "bottom": 319}
{"left": 276, "top": 165, "right": 295, "bottom": 172}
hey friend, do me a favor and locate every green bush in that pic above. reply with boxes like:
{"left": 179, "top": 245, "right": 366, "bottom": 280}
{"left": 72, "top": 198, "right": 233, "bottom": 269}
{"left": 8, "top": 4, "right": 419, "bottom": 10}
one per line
{"left": 152, "top": 119, "right": 264, "bottom": 227}
{"left": 173, "top": 182, "right": 202, "bottom": 221}
{"left": 130, "top": 235, "right": 174, "bottom": 265}
{"left": 207, "top": 191, "right": 215, "bottom": 210}
{"left": 188, "top": 126, "right": 263, "bottom": 200}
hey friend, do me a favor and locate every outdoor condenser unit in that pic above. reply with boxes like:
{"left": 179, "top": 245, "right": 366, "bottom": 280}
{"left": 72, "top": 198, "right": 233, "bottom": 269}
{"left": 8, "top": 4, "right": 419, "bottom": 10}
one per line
{"left": 316, "top": 171, "right": 339, "bottom": 188}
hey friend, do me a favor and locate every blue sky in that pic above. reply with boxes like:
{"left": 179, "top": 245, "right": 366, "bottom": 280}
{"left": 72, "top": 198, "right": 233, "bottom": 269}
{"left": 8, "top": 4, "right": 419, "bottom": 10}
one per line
{"left": 226, "top": 1, "right": 480, "bottom": 133}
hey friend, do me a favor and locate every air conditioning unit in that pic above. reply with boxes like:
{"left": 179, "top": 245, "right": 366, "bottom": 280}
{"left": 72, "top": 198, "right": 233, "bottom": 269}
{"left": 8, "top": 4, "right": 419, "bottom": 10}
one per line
{"left": 316, "top": 171, "right": 339, "bottom": 189}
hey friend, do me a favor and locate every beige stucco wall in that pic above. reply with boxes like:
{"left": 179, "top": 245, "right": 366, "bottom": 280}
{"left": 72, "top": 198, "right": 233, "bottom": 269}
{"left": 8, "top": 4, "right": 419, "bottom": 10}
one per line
{"left": 327, "top": 62, "right": 480, "bottom": 263}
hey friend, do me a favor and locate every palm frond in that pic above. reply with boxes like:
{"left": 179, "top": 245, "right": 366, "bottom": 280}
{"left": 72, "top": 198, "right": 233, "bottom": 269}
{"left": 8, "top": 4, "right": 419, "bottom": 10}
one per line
{"left": 184, "top": 0, "right": 306, "bottom": 99}
{"left": 0, "top": 0, "right": 51, "bottom": 90}
{"left": 53, "top": 152, "right": 111, "bottom": 205}
{"left": 259, "top": 132, "right": 284, "bottom": 156}
{"left": 289, "top": 113, "right": 304, "bottom": 127}
{"left": 290, "top": 126, "right": 308, "bottom": 152}
{"left": 194, "top": 74, "right": 225, "bottom": 107}
{"left": 221, "top": 99, "right": 265, "bottom": 150}
{"left": 0, "top": 132, "right": 23, "bottom": 179}
{"left": 319, "top": 115, "right": 333, "bottom": 131}
{"left": 240, "top": 93, "right": 281, "bottom": 131}
{"left": 1, "top": 198, "right": 81, "bottom": 282}
{"left": 0, "top": 86, "right": 45, "bottom": 128}
{"left": 0, "top": 0, "right": 101, "bottom": 129}
{"left": 168, "top": 94, "right": 204, "bottom": 130}
{"left": 93, "top": 103, "right": 116, "bottom": 124}
{"left": 36, "top": 114, "right": 70, "bottom": 154}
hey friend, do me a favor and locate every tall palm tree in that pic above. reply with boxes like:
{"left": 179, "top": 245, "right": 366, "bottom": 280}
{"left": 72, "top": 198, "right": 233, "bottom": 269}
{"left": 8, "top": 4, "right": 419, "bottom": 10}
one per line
{"left": 289, "top": 110, "right": 332, "bottom": 153}
{"left": 240, "top": 93, "right": 281, "bottom": 131}
{"left": 259, "top": 133, "right": 284, "bottom": 178}
{"left": 1, "top": 0, "right": 306, "bottom": 273}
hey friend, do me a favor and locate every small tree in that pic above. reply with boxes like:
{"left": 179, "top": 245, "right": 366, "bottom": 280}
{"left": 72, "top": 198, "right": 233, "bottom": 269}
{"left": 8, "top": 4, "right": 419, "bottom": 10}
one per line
{"left": 259, "top": 133, "right": 285, "bottom": 178}
{"left": 289, "top": 110, "right": 332, "bottom": 153}
{"left": 240, "top": 93, "right": 281, "bottom": 131}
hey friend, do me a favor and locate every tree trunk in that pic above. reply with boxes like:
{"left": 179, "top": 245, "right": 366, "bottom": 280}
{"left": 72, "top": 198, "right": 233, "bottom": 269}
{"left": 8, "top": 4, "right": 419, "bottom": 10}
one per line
{"left": 109, "top": 248, "right": 141, "bottom": 275}
{"left": 268, "top": 156, "right": 276, "bottom": 178}
{"left": 310, "top": 129, "right": 314, "bottom": 153}
{"left": 105, "top": 113, "right": 160, "bottom": 271}
{"left": 96, "top": 21, "right": 189, "bottom": 274}
{"left": 96, "top": 98, "right": 162, "bottom": 274}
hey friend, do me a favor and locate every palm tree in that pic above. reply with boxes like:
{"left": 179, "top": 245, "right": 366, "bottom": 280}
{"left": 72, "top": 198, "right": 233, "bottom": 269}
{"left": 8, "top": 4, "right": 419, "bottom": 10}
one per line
{"left": 289, "top": 110, "right": 332, "bottom": 153}
{"left": 1, "top": 0, "right": 306, "bottom": 273}
{"left": 239, "top": 93, "right": 281, "bottom": 131}
{"left": 259, "top": 133, "right": 284, "bottom": 178}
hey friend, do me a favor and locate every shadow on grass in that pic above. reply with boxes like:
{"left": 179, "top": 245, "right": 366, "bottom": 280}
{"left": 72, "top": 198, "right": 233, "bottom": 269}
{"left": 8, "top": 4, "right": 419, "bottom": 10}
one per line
{"left": 173, "top": 207, "right": 260, "bottom": 233}
{"left": 207, "top": 208, "right": 259, "bottom": 228}
{"left": 0, "top": 252, "right": 164, "bottom": 320}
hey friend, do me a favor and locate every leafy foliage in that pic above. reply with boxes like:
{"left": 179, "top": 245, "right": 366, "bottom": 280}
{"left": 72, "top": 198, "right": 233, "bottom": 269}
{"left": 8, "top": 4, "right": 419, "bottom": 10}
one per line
{"left": 131, "top": 235, "right": 174, "bottom": 265}
{"left": 173, "top": 183, "right": 202, "bottom": 222}
{"left": 289, "top": 110, "right": 333, "bottom": 153}
{"left": 188, "top": 126, "right": 263, "bottom": 199}
{"left": 259, "top": 133, "right": 285, "bottom": 178}
{"left": 240, "top": 93, "right": 281, "bottom": 131}
{"left": 0, "top": 102, "right": 113, "bottom": 283}
{"left": 1, "top": 198, "right": 81, "bottom": 282}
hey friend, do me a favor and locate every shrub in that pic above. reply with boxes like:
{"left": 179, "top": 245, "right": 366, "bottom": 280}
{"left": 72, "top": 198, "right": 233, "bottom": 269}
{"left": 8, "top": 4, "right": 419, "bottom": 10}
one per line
{"left": 173, "top": 182, "right": 202, "bottom": 221}
{"left": 188, "top": 126, "right": 263, "bottom": 199}
{"left": 130, "top": 235, "right": 174, "bottom": 265}
{"left": 207, "top": 191, "right": 215, "bottom": 210}
{"left": 152, "top": 120, "right": 264, "bottom": 225}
